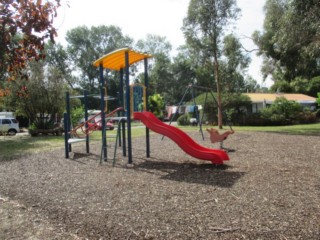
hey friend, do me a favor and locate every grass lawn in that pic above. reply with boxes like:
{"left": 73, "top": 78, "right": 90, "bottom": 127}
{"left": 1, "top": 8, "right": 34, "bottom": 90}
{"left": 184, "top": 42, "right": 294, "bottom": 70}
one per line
{"left": 232, "top": 122, "right": 320, "bottom": 135}
{"left": 0, "top": 122, "right": 319, "bottom": 159}
{"left": 0, "top": 126, "right": 149, "bottom": 159}
{"left": 180, "top": 122, "right": 320, "bottom": 135}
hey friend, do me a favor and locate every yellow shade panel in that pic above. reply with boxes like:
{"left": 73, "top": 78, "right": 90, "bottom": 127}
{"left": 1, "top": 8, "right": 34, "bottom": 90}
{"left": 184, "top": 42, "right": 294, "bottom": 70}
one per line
{"left": 93, "top": 48, "right": 152, "bottom": 71}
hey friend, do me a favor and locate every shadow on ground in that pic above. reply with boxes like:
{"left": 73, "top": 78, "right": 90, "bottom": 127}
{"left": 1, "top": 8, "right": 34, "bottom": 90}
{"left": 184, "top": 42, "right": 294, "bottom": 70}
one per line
{"left": 135, "top": 158, "right": 245, "bottom": 188}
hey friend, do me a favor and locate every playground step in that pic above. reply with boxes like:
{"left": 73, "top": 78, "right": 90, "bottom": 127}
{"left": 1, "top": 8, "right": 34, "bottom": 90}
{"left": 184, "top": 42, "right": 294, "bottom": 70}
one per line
{"left": 68, "top": 138, "right": 86, "bottom": 144}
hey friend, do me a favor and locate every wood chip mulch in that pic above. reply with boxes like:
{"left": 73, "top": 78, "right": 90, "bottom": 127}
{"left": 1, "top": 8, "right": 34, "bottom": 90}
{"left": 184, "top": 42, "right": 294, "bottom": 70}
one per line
{"left": 0, "top": 131, "right": 319, "bottom": 239}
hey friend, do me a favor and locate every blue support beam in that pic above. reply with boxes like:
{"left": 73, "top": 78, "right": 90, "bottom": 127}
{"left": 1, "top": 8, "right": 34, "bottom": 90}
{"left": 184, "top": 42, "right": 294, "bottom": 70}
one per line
{"left": 100, "top": 64, "right": 107, "bottom": 162}
{"left": 84, "top": 90, "right": 90, "bottom": 153}
{"left": 125, "top": 51, "right": 132, "bottom": 164}
{"left": 144, "top": 57, "right": 150, "bottom": 158}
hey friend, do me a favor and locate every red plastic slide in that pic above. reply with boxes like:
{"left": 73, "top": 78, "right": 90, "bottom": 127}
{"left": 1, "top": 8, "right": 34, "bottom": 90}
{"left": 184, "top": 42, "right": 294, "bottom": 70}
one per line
{"left": 134, "top": 111, "right": 229, "bottom": 164}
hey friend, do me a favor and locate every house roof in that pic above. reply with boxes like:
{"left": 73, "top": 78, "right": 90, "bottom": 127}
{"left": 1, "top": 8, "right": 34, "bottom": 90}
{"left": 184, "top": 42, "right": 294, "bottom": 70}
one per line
{"left": 92, "top": 48, "right": 152, "bottom": 71}
{"left": 244, "top": 93, "right": 317, "bottom": 104}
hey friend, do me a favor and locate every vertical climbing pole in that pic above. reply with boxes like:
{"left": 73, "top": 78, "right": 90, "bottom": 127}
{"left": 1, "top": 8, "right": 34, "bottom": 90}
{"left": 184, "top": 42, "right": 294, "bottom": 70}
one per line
{"left": 84, "top": 90, "right": 90, "bottom": 154}
{"left": 65, "top": 91, "right": 72, "bottom": 153}
{"left": 64, "top": 112, "right": 69, "bottom": 158}
{"left": 144, "top": 57, "right": 150, "bottom": 158}
{"left": 125, "top": 51, "right": 133, "bottom": 165}
{"left": 119, "top": 68, "right": 126, "bottom": 157}
{"left": 100, "top": 64, "right": 107, "bottom": 162}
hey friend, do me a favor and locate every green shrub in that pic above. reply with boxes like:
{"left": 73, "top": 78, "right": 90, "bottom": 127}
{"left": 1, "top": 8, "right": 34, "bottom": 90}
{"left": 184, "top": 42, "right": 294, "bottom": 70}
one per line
{"left": 177, "top": 114, "right": 190, "bottom": 126}
{"left": 148, "top": 94, "right": 164, "bottom": 118}
{"left": 270, "top": 114, "right": 287, "bottom": 125}
{"left": 258, "top": 97, "right": 319, "bottom": 125}
{"left": 29, "top": 123, "right": 37, "bottom": 130}
{"left": 297, "top": 110, "right": 317, "bottom": 124}
{"left": 71, "top": 106, "right": 84, "bottom": 128}
{"left": 240, "top": 113, "right": 270, "bottom": 126}
{"left": 260, "top": 97, "right": 302, "bottom": 125}
{"left": 199, "top": 93, "right": 251, "bottom": 125}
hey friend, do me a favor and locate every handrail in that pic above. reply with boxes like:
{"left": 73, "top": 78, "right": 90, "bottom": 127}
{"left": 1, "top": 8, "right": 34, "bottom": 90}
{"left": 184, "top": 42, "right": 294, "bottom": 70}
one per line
{"left": 70, "top": 107, "right": 124, "bottom": 138}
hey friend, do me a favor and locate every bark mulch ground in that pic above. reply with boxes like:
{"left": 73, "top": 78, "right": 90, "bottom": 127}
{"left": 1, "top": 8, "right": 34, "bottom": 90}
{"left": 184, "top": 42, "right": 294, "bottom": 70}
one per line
{"left": 0, "top": 131, "right": 319, "bottom": 239}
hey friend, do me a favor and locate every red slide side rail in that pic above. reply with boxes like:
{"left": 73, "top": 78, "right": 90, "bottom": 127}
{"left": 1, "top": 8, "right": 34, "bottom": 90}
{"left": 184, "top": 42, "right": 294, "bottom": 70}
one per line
{"left": 70, "top": 107, "right": 123, "bottom": 138}
{"left": 134, "top": 111, "right": 229, "bottom": 164}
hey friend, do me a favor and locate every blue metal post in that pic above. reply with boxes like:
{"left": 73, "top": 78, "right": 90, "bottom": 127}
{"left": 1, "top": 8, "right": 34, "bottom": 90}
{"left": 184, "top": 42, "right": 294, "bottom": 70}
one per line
{"left": 64, "top": 112, "right": 69, "bottom": 158}
{"left": 119, "top": 68, "right": 124, "bottom": 110}
{"left": 144, "top": 58, "right": 150, "bottom": 158}
{"left": 100, "top": 64, "right": 107, "bottom": 162}
{"left": 119, "top": 68, "right": 126, "bottom": 156}
{"left": 66, "top": 91, "right": 72, "bottom": 152}
{"left": 125, "top": 51, "right": 132, "bottom": 164}
{"left": 84, "top": 90, "right": 90, "bottom": 153}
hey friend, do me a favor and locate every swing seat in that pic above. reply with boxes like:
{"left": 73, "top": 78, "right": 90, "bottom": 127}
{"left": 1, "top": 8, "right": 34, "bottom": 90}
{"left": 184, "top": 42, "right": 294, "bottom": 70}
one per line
{"left": 206, "top": 128, "right": 234, "bottom": 143}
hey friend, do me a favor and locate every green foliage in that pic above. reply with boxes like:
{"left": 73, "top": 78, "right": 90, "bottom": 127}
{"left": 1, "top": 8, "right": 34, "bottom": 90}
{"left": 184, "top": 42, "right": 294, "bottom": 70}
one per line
{"left": 317, "top": 93, "right": 320, "bottom": 106}
{"left": 66, "top": 25, "right": 133, "bottom": 91}
{"left": 177, "top": 114, "right": 190, "bottom": 126}
{"left": 308, "top": 77, "right": 320, "bottom": 97}
{"left": 260, "top": 97, "right": 303, "bottom": 125}
{"left": 182, "top": 0, "right": 240, "bottom": 55}
{"left": 148, "top": 53, "right": 173, "bottom": 96}
{"left": 136, "top": 34, "right": 172, "bottom": 56}
{"left": 148, "top": 94, "right": 164, "bottom": 118}
{"left": 28, "top": 123, "right": 37, "bottom": 130}
{"left": 4, "top": 60, "right": 67, "bottom": 129}
{"left": 221, "top": 34, "right": 251, "bottom": 93}
{"left": 296, "top": 108, "right": 317, "bottom": 124}
{"left": 270, "top": 80, "right": 292, "bottom": 93}
{"left": 45, "top": 42, "right": 75, "bottom": 89}
{"left": 135, "top": 35, "right": 179, "bottom": 104}
{"left": 289, "top": 77, "right": 309, "bottom": 93}
{"left": 195, "top": 92, "right": 251, "bottom": 124}
{"left": 253, "top": 0, "right": 320, "bottom": 83}
{"left": 270, "top": 76, "right": 320, "bottom": 97}
{"left": 170, "top": 51, "right": 197, "bottom": 104}
{"left": 71, "top": 106, "right": 84, "bottom": 128}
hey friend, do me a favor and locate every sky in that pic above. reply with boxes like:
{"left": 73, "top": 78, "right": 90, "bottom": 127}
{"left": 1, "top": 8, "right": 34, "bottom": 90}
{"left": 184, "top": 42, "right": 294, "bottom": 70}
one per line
{"left": 54, "top": 0, "right": 272, "bottom": 87}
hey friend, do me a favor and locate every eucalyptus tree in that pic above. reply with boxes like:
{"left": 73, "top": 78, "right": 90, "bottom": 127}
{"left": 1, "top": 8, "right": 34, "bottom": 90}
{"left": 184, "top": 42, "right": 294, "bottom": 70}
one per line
{"left": 45, "top": 42, "right": 76, "bottom": 89}
{"left": 170, "top": 48, "right": 197, "bottom": 104}
{"left": 220, "top": 33, "right": 250, "bottom": 93}
{"left": 182, "top": 0, "right": 240, "bottom": 128}
{"left": 135, "top": 34, "right": 174, "bottom": 101}
{"left": 253, "top": 0, "right": 320, "bottom": 84}
{"left": 65, "top": 25, "right": 133, "bottom": 92}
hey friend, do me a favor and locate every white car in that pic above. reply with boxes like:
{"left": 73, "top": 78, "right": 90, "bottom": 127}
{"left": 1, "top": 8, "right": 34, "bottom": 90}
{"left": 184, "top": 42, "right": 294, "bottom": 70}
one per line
{"left": 0, "top": 117, "right": 20, "bottom": 136}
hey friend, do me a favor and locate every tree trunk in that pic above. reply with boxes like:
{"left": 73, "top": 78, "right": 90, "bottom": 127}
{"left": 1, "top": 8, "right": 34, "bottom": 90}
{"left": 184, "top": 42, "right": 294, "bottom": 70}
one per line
{"left": 213, "top": 54, "right": 223, "bottom": 129}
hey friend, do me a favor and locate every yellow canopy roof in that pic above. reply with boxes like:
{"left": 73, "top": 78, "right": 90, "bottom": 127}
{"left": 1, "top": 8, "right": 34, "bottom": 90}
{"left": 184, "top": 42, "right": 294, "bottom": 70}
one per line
{"left": 93, "top": 48, "right": 152, "bottom": 71}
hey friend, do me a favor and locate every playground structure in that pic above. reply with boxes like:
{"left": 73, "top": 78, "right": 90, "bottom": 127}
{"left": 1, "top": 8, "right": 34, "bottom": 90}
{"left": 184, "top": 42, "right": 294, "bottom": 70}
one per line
{"left": 64, "top": 48, "right": 230, "bottom": 165}
{"left": 64, "top": 48, "right": 152, "bottom": 164}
